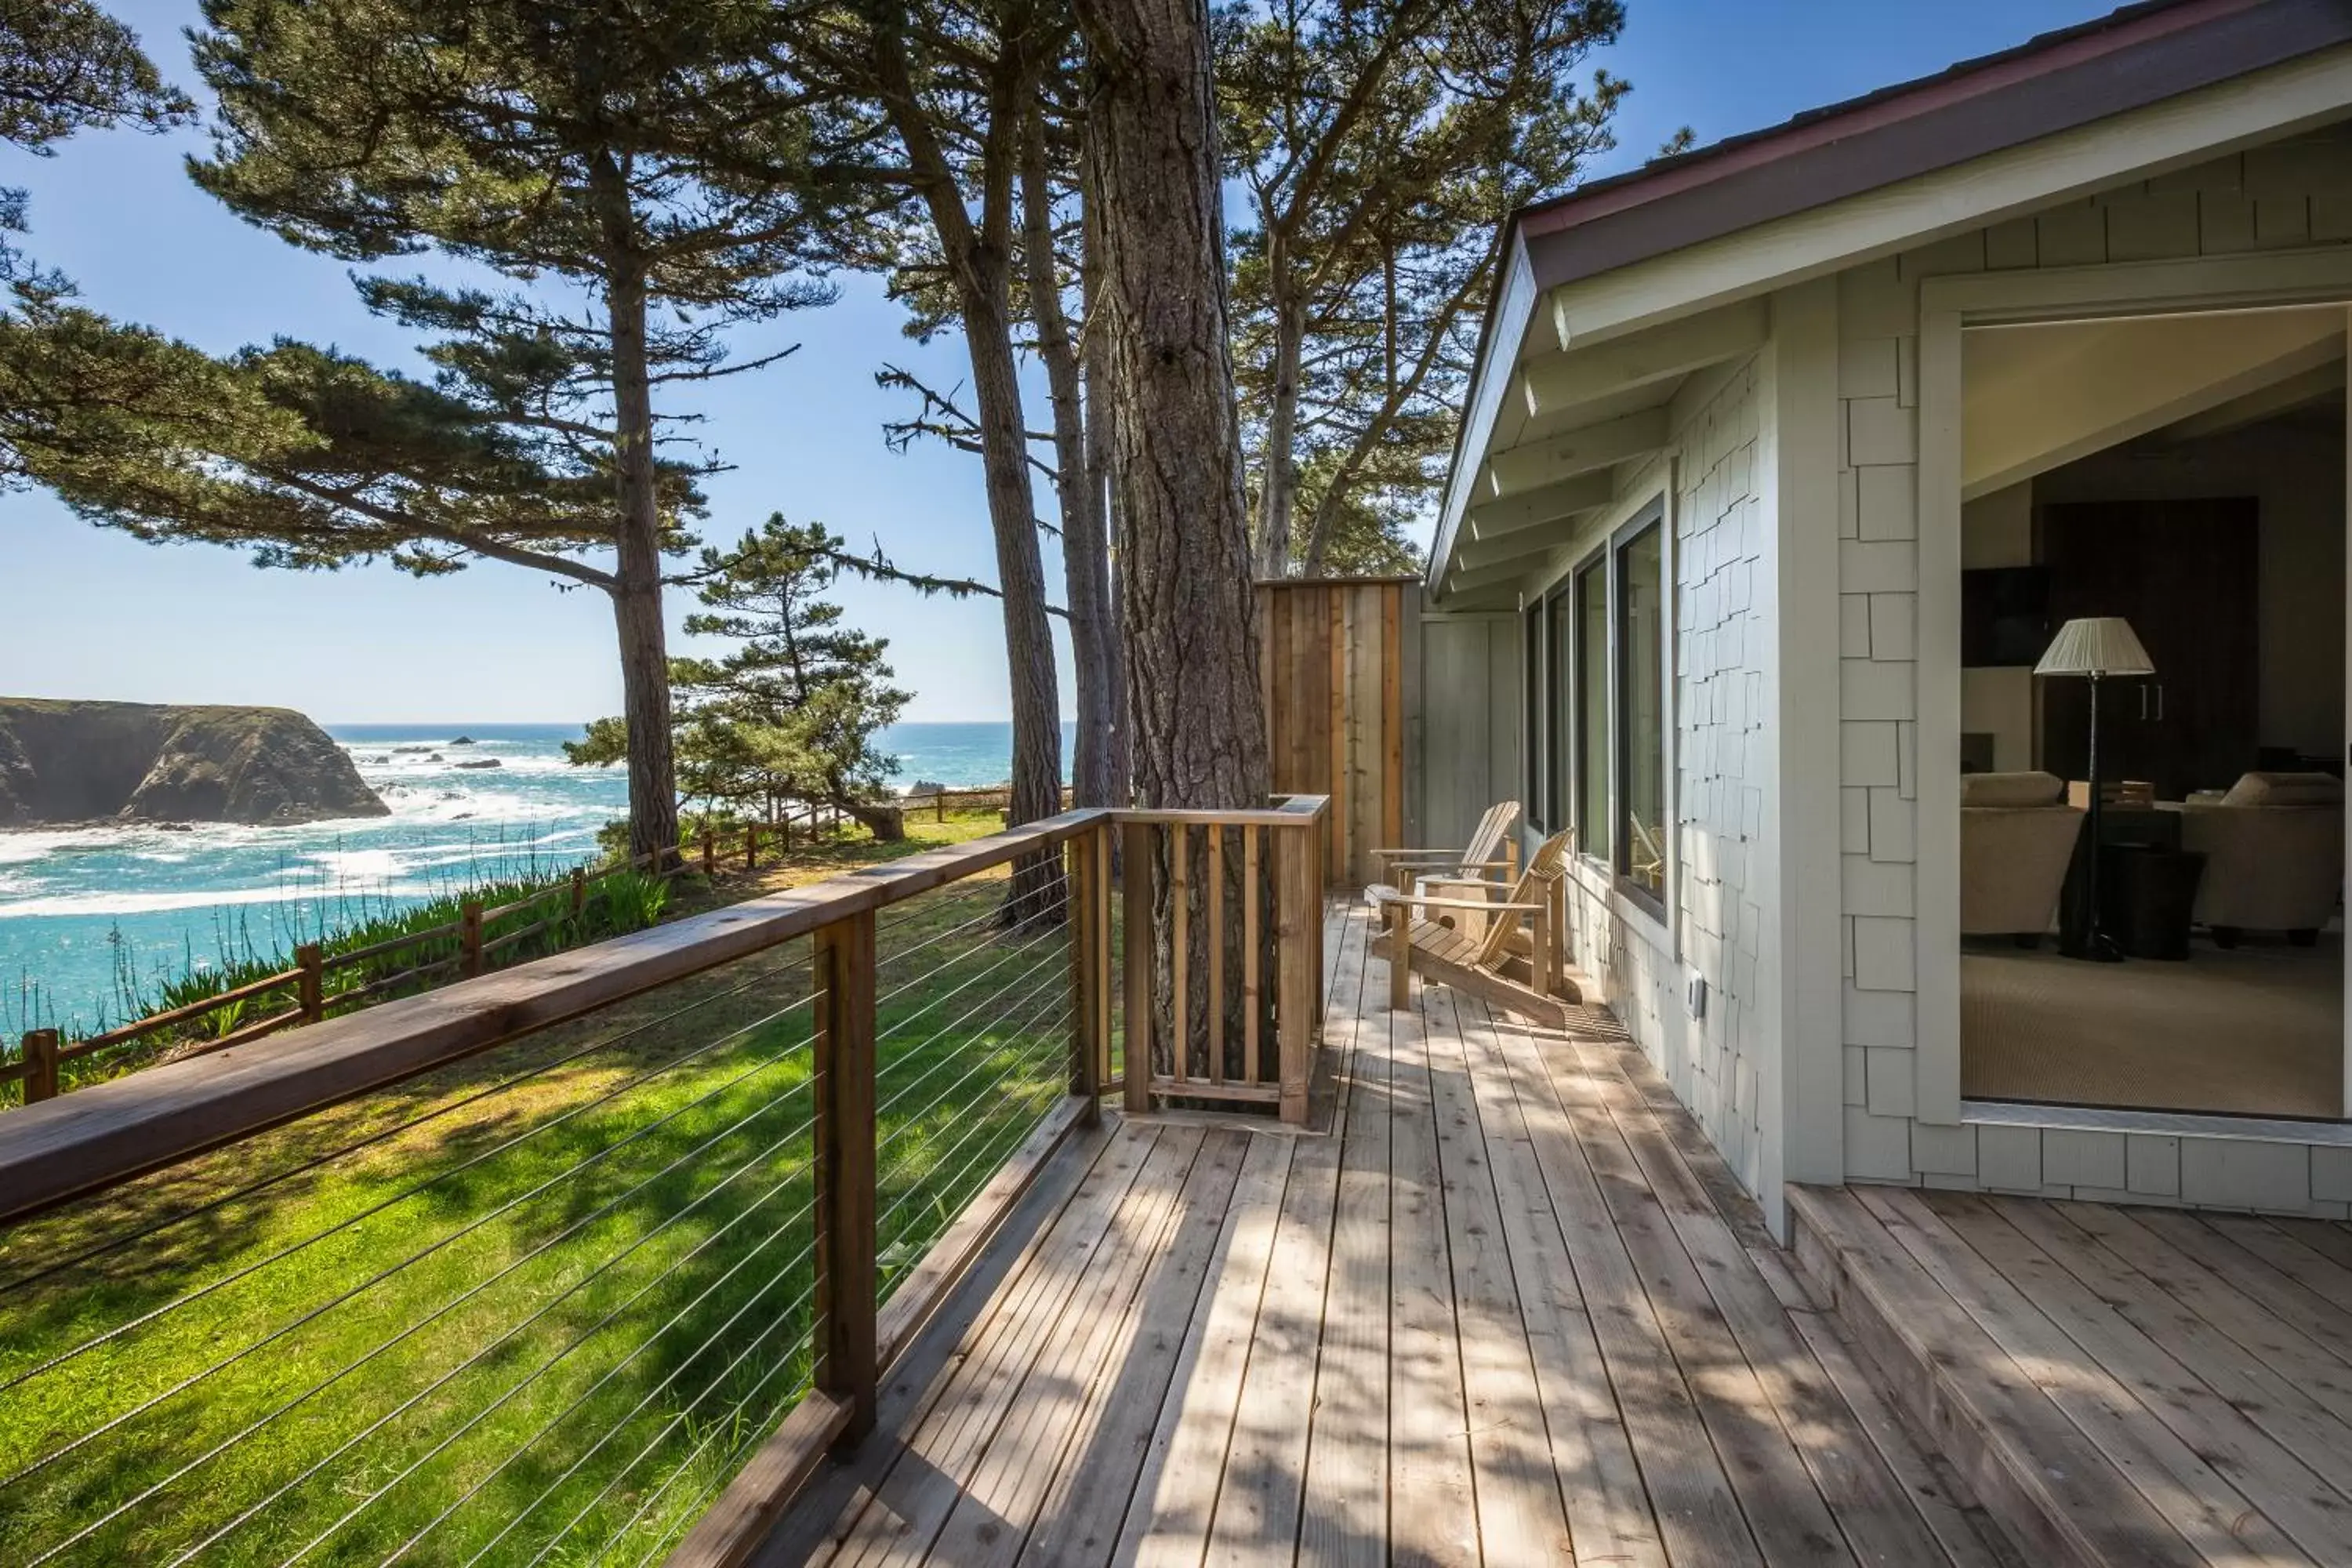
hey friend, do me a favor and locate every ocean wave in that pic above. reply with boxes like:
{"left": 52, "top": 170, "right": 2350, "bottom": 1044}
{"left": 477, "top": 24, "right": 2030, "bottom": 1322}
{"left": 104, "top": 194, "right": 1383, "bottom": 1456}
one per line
{"left": 0, "top": 880, "right": 453, "bottom": 920}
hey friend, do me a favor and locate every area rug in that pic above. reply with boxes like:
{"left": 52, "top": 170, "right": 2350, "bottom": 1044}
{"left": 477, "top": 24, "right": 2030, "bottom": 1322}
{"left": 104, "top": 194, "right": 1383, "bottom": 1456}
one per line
{"left": 1961, "top": 935, "right": 2343, "bottom": 1118}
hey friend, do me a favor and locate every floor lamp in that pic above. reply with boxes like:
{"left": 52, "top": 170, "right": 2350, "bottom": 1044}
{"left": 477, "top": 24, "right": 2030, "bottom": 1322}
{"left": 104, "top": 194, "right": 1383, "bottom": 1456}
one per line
{"left": 2034, "top": 616, "right": 2154, "bottom": 963}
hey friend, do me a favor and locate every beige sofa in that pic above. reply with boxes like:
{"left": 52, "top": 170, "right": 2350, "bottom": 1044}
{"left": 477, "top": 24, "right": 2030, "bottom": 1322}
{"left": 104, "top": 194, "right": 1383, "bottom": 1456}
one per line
{"left": 1960, "top": 771, "right": 2085, "bottom": 944}
{"left": 2179, "top": 772, "right": 2343, "bottom": 945}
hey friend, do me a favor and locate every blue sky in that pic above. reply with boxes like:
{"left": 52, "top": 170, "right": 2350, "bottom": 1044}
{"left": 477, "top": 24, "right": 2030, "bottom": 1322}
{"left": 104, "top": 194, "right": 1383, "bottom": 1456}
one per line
{"left": 2, "top": 0, "right": 2117, "bottom": 724}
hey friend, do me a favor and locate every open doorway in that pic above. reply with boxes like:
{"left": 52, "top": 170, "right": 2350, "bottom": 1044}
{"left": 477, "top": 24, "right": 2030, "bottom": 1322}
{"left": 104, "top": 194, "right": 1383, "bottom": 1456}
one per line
{"left": 1955, "top": 306, "right": 2347, "bottom": 1119}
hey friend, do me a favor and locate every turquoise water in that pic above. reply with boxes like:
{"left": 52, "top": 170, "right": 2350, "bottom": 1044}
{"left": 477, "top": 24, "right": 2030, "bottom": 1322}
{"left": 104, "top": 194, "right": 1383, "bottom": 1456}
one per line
{"left": 0, "top": 720, "right": 1060, "bottom": 1036}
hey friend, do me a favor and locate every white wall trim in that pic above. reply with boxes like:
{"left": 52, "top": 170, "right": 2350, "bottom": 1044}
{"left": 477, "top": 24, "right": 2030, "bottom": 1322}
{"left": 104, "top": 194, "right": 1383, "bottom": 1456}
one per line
{"left": 1914, "top": 248, "right": 2352, "bottom": 1131}
{"left": 1428, "top": 240, "right": 1537, "bottom": 594}
{"left": 1765, "top": 279, "right": 1845, "bottom": 1210}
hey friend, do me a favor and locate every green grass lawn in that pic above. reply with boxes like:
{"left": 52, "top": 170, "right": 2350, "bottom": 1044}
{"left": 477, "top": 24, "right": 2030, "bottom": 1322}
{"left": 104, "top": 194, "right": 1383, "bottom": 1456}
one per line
{"left": 0, "top": 861, "right": 1080, "bottom": 1567}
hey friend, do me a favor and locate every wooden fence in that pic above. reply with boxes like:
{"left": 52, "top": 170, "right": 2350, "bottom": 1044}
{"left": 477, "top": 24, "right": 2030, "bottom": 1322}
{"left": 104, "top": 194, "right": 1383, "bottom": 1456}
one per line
{"left": 1258, "top": 575, "right": 1415, "bottom": 888}
{"left": 2, "top": 802, "right": 897, "bottom": 1106}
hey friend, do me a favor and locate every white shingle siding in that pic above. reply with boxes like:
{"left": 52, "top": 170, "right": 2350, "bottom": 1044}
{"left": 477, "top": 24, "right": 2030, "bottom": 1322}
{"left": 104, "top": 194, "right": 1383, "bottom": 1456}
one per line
{"left": 1551, "top": 355, "right": 1771, "bottom": 1194}
{"left": 1828, "top": 126, "right": 2352, "bottom": 1218}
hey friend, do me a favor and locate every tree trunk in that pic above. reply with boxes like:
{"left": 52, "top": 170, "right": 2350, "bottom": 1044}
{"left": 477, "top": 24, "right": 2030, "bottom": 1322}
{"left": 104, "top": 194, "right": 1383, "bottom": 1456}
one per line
{"left": 837, "top": 796, "right": 906, "bottom": 841}
{"left": 594, "top": 165, "right": 680, "bottom": 866}
{"left": 1022, "top": 107, "right": 1115, "bottom": 811}
{"left": 1076, "top": 0, "right": 1267, "bottom": 811}
{"left": 960, "top": 285, "right": 1063, "bottom": 829}
{"left": 1257, "top": 282, "right": 1305, "bottom": 578}
{"left": 1082, "top": 151, "right": 1131, "bottom": 809}
{"left": 1076, "top": 0, "right": 1272, "bottom": 1077}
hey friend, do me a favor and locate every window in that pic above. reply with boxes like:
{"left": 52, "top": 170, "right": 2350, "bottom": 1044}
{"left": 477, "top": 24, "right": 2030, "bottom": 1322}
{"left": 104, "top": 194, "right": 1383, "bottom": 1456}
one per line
{"left": 1523, "top": 602, "right": 1544, "bottom": 826}
{"left": 1520, "top": 496, "right": 1672, "bottom": 918}
{"left": 1576, "top": 562, "right": 1610, "bottom": 864}
{"left": 1617, "top": 523, "right": 1665, "bottom": 905}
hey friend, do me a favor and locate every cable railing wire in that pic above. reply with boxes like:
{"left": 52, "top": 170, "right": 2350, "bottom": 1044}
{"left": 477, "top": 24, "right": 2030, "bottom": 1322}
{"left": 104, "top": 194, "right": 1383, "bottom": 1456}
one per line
{"left": 15, "top": 1033, "right": 829, "bottom": 1563}
{"left": 0, "top": 978, "right": 822, "bottom": 1405}
{"left": 870, "top": 909, "right": 1069, "bottom": 1045}
{"left": 869, "top": 884, "right": 1069, "bottom": 1017}
{"left": 0, "top": 939, "right": 818, "bottom": 1304}
{"left": 873, "top": 968, "right": 1074, "bottom": 1167}
{"left": 287, "top": 1172, "right": 824, "bottom": 1568}
{"left": 0, "top": 993, "right": 823, "bottom": 1507}
{"left": 151, "top": 1125, "right": 824, "bottom": 1568}
{"left": 869, "top": 873, "right": 1065, "bottom": 974}
{"left": 578, "top": 1016, "right": 1072, "bottom": 1568}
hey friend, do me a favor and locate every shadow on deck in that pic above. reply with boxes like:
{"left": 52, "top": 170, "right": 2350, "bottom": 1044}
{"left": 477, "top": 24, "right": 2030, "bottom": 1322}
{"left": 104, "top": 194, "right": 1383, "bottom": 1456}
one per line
{"left": 743, "top": 904, "right": 2019, "bottom": 1566}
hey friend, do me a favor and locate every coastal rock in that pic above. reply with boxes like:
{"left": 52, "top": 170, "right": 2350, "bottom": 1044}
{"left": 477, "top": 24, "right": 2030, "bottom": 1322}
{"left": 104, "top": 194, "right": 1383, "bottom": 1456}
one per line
{"left": 454, "top": 758, "right": 502, "bottom": 770}
{"left": 450, "top": 735, "right": 476, "bottom": 746}
{"left": 0, "top": 699, "right": 390, "bottom": 826}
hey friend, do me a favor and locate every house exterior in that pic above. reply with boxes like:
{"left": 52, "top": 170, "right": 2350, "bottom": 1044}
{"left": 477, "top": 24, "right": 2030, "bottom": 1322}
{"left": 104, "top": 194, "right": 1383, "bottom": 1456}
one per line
{"left": 1417, "top": 0, "right": 2352, "bottom": 1231}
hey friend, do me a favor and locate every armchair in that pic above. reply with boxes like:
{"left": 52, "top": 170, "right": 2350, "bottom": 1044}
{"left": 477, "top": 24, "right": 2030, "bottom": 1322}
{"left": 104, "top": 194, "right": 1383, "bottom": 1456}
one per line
{"left": 1960, "top": 771, "right": 2084, "bottom": 945}
{"left": 2179, "top": 772, "right": 2343, "bottom": 945}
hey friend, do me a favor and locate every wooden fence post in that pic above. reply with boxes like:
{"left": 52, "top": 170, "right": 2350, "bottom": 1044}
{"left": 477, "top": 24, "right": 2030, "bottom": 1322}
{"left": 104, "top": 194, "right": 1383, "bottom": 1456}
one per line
{"left": 936, "top": 792, "right": 946, "bottom": 823}
{"left": 1122, "top": 822, "right": 1153, "bottom": 1115}
{"left": 700, "top": 832, "right": 715, "bottom": 877}
{"left": 745, "top": 824, "right": 759, "bottom": 871}
{"left": 459, "top": 900, "right": 485, "bottom": 978}
{"left": 23, "top": 1028, "right": 59, "bottom": 1104}
{"left": 571, "top": 868, "right": 588, "bottom": 920}
{"left": 296, "top": 944, "right": 325, "bottom": 1023}
{"left": 1276, "top": 825, "right": 1314, "bottom": 1125}
{"left": 1068, "top": 832, "right": 1102, "bottom": 1123}
{"left": 812, "top": 909, "right": 878, "bottom": 1446}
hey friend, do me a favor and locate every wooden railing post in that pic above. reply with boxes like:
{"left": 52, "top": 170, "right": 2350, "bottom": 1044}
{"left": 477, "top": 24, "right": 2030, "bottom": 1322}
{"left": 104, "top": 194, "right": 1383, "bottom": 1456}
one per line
{"left": 459, "top": 900, "right": 485, "bottom": 978}
{"left": 571, "top": 868, "right": 589, "bottom": 920}
{"left": 700, "top": 831, "right": 716, "bottom": 877}
{"left": 745, "top": 824, "right": 759, "bottom": 871}
{"left": 1067, "top": 832, "right": 1102, "bottom": 1124}
{"left": 1122, "top": 822, "right": 1153, "bottom": 1115}
{"left": 1276, "top": 824, "right": 1315, "bottom": 1125}
{"left": 22, "top": 1029, "right": 59, "bottom": 1104}
{"left": 296, "top": 944, "right": 325, "bottom": 1023}
{"left": 812, "top": 909, "right": 878, "bottom": 1446}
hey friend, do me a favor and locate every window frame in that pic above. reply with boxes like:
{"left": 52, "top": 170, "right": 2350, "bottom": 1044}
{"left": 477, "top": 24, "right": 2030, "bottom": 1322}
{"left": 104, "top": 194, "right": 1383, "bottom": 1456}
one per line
{"left": 1571, "top": 553, "right": 1611, "bottom": 871}
{"left": 1523, "top": 600, "right": 1544, "bottom": 829}
{"left": 1611, "top": 512, "right": 1668, "bottom": 920}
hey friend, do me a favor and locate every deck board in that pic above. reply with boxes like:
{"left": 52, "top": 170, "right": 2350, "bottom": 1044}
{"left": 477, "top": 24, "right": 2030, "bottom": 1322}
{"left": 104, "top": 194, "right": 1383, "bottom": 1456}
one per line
{"left": 750, "top": 904, "right": 2017, "bottom": 1566}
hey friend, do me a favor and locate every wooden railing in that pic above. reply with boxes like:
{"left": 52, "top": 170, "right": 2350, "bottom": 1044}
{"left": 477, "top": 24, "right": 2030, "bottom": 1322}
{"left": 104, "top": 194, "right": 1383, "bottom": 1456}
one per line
{"left": 902, "top": 782, "right": 1077, "bottom": 822}
{"left": 1116, "top": 795, "right": 1327, "bottom": 1124}
{"left": 0, "top": 797, "right": 1327, "bottom": 1568}
{"left": 2, "top": 806, "right": 900, "bottom": 1106}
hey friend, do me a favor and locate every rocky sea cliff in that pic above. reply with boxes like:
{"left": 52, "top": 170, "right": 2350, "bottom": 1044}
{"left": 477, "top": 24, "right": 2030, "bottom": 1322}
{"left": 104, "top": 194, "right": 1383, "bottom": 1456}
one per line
{"left": 0, "top": 699, "right": 388, "bottom": 827}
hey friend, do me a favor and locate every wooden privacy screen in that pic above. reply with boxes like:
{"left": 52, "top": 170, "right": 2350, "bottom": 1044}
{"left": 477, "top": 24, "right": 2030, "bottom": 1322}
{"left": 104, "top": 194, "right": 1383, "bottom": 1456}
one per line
{"left": 1257, "top": 576, "right": 1415, "bottom": 887}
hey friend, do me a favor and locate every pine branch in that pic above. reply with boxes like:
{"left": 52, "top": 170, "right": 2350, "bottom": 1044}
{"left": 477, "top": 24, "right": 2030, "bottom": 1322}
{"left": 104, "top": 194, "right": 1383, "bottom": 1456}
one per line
{"left": 822, "top": 536, "right": 1068, "bottom": 619}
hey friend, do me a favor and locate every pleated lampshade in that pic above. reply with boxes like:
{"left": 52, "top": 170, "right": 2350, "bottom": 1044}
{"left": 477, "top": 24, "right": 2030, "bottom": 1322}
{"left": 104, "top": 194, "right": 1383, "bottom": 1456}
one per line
{"left": 2034, "top": 616, "right": 2154, "bottom": 677}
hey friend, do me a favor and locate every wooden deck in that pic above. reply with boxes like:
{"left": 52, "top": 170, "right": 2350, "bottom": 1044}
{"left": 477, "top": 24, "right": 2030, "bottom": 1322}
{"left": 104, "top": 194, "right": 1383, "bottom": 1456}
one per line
{"left": 748, "top": 904, "right": 2020, "bottom": 1566}
{"left": 1794, "top": 1180, "right": 2352, "bottom": 1566}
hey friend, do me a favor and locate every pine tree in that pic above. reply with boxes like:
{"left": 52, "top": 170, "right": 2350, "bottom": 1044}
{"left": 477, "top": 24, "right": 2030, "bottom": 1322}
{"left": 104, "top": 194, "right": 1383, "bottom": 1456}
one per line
{"left": 791, "top": 0, "right": 1071, "bottom": 848}
{"left": 180, "top": 0, "right": 846, "bottom": 860}
{"left": 569, "top": 517, "right": 912, "bottom": 841}
{"left": 1218, "top": 0, "right": 1626, "bottom": 575}
{"left": 0, "top": 0, "right": 193, "bottom": 292}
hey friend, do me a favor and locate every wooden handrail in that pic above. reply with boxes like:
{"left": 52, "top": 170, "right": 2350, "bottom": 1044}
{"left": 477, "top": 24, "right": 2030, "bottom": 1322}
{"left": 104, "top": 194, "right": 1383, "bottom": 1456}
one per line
{"left": 66, "top": 965, "right": 307, "bottom": 1057}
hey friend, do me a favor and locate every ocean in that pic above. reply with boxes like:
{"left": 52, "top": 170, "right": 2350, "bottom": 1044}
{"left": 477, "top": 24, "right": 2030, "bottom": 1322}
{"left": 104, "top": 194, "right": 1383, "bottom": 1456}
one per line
{"left": 0, "top": 720, "right": 1061, "bottom": 1037}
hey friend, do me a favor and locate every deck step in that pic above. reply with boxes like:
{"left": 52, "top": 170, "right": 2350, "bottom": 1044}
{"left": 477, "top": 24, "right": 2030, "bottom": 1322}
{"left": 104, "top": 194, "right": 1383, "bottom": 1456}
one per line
{"left": 1785, "top": 1184, "right": 2204, "bottom": 1568}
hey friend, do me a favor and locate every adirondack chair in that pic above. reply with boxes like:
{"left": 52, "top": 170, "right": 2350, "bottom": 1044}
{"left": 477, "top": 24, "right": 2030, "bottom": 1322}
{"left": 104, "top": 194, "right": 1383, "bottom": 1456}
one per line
{"left": 1367, "top": 829, "right": 1582, "bottom": 1029}
{"left": 1365, "top": 800, "right": 1521, "bottom": 937}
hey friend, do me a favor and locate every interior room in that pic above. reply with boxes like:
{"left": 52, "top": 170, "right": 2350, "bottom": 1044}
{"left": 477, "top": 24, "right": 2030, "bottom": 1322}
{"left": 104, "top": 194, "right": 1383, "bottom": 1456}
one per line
{"left": 1956, "top": 307, "right": 2347, "bottom": 1119}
